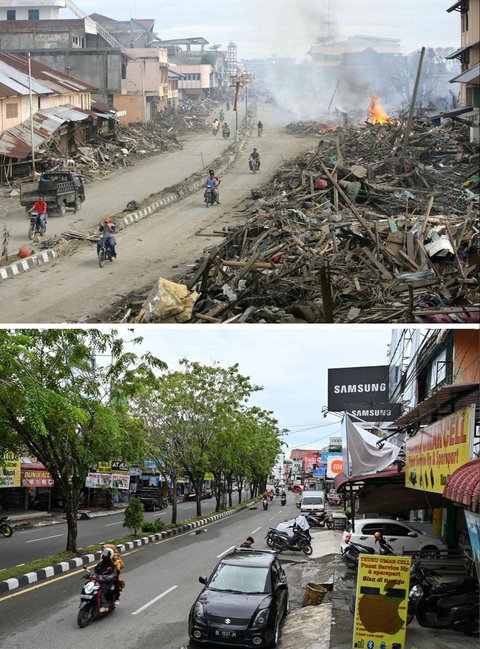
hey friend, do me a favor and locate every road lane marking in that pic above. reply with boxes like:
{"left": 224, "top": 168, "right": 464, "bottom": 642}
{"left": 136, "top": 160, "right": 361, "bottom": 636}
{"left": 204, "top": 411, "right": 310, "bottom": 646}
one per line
{"left": 250, "top": 527, "right": 261, "bottom": 535}
{"left": 25, "top": 533, "right": 64, "bottom": 543}
{"left": 217, "top": 545, "right": 235, "bottom": 558}
{"left": 104, "top": 521, "right": 123, "bottom": 526}
{"left": 132, "top": 585, "right": 178, "bottom": 615}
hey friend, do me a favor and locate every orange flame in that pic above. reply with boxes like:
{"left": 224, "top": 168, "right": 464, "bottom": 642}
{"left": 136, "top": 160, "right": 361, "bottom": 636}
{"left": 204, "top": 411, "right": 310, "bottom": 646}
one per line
{"left": 368, "top": 96, "right": 394, "bottom": 125}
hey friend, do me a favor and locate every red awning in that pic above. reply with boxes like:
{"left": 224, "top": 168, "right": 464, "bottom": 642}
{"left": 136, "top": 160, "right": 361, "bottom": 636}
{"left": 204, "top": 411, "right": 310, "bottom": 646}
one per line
{"left": 443, "top": 459, "right": 480, "bottom": 512}
{"left": 333, "top": 472, "right": 350, "bottom": 491}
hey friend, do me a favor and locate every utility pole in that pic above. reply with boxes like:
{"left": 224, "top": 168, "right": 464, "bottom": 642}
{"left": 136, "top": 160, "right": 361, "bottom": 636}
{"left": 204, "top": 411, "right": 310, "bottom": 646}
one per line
{"left": 28, "top": 52, "right": 36, "bottom": 176}
{"left": 400, "top": 47, "right": 426, "bottom": 164}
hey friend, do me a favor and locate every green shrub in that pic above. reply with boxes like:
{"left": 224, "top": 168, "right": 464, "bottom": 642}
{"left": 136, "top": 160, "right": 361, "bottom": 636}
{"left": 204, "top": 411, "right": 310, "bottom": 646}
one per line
{"left": 123, "top": 496, "right": 144, "bottom": 535}
{"left": 141, "top": 521, "right": 156, "bottom": 533}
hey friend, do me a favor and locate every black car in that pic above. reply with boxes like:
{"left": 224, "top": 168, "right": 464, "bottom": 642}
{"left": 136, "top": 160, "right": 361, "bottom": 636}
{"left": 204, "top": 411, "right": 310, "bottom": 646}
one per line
{"left": 189, "top": 549, "right": 289, "bottom": 647}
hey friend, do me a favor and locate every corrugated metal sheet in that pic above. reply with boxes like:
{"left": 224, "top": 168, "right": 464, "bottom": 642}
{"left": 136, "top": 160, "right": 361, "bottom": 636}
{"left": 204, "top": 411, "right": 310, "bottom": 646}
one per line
{"left": 444, "top": 459, "right": 480, "bottom": 512}
{"left": 0, "top": 105, "right": 92, "bottom": 159}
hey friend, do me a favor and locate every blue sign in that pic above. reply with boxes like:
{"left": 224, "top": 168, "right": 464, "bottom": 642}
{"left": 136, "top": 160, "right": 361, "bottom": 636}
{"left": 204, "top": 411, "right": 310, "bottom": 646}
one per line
{"left": 313, "top": 467, "right": 326, "bottom": 477}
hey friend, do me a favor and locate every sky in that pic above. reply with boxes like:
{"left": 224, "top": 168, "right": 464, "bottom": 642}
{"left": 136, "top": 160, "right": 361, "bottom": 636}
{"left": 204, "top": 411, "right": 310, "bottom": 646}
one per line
{"left": 73, "top": 1, "right": 461, "bottom": 60}
{"left": 96, "top": 324, "right": 396, "bottom": 456}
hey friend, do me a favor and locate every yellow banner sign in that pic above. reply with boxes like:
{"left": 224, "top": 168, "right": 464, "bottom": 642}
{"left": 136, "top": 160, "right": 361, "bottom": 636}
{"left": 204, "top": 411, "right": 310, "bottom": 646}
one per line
{"left": 353, "top": 554, "right": 412, "bottom": 649}
{"left": 405, "top": 405, "right": 474, "bottom": 494}
{"left": 0, "top": 459, "right": 21, "bottom": 488}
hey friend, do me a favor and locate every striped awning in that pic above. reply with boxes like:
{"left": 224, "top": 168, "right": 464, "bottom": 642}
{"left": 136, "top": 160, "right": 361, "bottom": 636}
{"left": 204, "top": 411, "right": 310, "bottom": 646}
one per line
{"left": 443, "top": 459, "right": 480, "bottom": 512}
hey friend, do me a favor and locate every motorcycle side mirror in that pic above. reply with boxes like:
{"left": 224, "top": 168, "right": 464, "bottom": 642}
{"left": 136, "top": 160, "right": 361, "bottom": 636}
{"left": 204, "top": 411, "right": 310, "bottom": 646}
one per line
{"left": 199, "top": 576, "right": 207, "bottom": 585}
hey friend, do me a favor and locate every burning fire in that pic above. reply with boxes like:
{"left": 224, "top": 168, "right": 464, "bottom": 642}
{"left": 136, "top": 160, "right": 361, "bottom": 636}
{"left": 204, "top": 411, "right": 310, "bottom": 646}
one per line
{"left": 368, "top": 96, "right": 395, "bottom": 125}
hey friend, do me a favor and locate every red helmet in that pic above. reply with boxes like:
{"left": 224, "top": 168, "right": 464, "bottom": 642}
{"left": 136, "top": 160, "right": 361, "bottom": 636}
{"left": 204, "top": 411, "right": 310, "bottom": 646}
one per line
{"left": 104, "top": 217, "right": 111, "bottom": 223}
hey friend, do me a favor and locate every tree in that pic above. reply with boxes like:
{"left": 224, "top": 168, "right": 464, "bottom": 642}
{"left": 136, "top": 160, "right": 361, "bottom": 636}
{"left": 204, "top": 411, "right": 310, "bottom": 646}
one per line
{"left": 134, "top": 360, "right": 262, "bottom": 518}
{"left": 123, "top": 496, "right": 144, "bottom": 536}
{"left": 201, "top": 52, "right": 216, "bottom": 66}
{"left": 0, "top": 329, "right": 165, "bottom": 552}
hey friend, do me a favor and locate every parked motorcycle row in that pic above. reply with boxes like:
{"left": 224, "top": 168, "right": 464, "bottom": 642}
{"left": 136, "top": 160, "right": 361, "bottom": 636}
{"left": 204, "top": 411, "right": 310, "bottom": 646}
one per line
{"left": 345, "top": 537, "right": 479, "bottom": 637}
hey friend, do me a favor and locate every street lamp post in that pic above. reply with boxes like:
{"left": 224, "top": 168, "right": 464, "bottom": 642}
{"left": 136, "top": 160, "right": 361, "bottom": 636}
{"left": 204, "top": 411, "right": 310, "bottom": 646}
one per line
{"left": 230, "top": 74, "right": 241, "bottom": 142}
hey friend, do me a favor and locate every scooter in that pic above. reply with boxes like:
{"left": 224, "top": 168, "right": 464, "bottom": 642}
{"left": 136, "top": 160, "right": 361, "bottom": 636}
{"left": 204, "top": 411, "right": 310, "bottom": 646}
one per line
{"left": 204, "top": 187, "right": 217, "bottom": 208}
{"left": 270, "top": 524, "right": 312, "bottom": 556}
{"left": 410, "top": 582, "right": 479, "bottom": 635}
{"left": 249, "top": 158, "right": 259, "bottom": 174}
{"left": 262, "top": 497, "right": 269, "bottom": 511}
{"left": 0, "top": 515, "right": 13, "bottom": 538}
{"left": 77, "top": 569, "right": 116, "bottom": 628}
{"left": 342, "top": 536, "right": 395, "bottom": 569}
{"left": 306, "top": 512, "right": 333, "bottom": 530}
{"left": 280, "top": 494, "right": 287, "bottom": 506}
{"left": 222, "top": 126, "right": 230, "bottom": 139}
{"left": 408, "top": 561, "right": 479, "bottom": 633}
{"left": 27, "top": 209, "right": 47, "bottom": 240}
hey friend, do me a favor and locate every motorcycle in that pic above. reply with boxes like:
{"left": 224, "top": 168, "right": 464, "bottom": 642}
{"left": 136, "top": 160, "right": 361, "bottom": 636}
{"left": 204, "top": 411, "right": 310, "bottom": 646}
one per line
{"left": 327, "top": 495, "right": 343, "bottom": 506}
{"left": 262, "top": 497, "right": 269, "bottom": 511}
{"left": 269, "top": 523, "right": 312, "bottom": 556}
{"left": 0, "top": 515, "right": 13, "bottom": 538}
{"left": 204, "top": 186, "right": 217, "bottom": 208}
{"left": 212, "top": 125, "right": 219, "bottom": 136}
{"left": 77, "top": 569, "right": 116, "bottom": 628}
{"left": 408, "top": 561, "right": 479, "bottom": 633}
{"left": 342, "top": 536, "right": 395, "bottom": 569}
{"left": 280, "top": 494, "right": 287, "bottom": 506}
{"left": 306, "top": 512, "right": 333, "bottom": 530}
{"left": 258, "top": 126, "right": 263, "bottom": 137}
{"left": 249, "top": 158, "right": 259, "bottom": 174}
{"left": 28, "top": 209, "right": 47, "bottom": 240}
{"left": 98, "top": 238, "right": 113, "bottom": 268}
{"left": 222, "top": 126, "right": 230, "bottom": 139}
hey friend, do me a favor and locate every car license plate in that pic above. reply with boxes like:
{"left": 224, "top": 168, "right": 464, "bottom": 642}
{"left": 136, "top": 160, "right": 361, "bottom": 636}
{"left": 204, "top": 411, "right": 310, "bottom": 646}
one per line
{"left": 215, "top": 630, "right": 236, "bottom": 638}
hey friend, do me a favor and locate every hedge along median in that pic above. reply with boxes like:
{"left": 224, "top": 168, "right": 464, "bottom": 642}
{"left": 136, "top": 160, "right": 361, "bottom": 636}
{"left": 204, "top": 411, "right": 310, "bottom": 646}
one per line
{"left": 0, "top": 498, "right": 258, "bottom": 593}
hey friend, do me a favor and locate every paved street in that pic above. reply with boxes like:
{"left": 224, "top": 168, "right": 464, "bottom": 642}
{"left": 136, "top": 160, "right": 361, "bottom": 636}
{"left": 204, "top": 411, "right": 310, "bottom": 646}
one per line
{"left": 0, "top": 497, "right": 305, "bottom": 649}
{"left": 0, "top": 498, "right": 225, "bottom": 570}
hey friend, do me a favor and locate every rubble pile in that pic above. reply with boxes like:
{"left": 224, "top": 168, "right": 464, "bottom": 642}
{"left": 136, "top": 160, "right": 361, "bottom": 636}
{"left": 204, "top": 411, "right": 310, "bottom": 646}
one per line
{"left": 27, "top": 99, "right": 217, "bottom": 183}
{"left": 181, "top": 119, "right": 479, "bottom": 324}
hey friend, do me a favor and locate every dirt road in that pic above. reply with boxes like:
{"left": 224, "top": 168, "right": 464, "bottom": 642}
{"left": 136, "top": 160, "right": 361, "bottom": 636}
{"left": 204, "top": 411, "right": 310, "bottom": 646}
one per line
{"left": 0, "top": 103, "right": 317, "bottom": 323}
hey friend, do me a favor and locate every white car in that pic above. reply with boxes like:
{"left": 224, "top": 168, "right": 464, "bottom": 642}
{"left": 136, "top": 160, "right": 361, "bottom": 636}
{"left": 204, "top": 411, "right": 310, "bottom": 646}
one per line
{"left": 341, "top": 518, "right": 448, "bottom": 556}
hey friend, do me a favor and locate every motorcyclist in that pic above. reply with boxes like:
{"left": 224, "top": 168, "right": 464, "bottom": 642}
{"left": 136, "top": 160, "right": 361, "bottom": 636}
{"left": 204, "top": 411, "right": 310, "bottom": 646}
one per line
{"left": 240, "top": 536, "right": 254, "bottom": 548}
{"left": 28, "top": 196, "right": 48, "bottom": 231}
{"left": 93, "top": 547, "right": 119, "bottom": 612}
{"left": 280, "top": 490, "right": 287, "bottom": 504}
{"left": 212, "top": 118, "right": 220, "bottom": 134}
{"left": 203, "top": 169, "right": 221, "bottom": 204}
{"left": 249, "top": 148, "right": 261, "bottom": 171}
{"left": 222, "top": 122, "right": 230, "bottom": 137}
{"left": 102, "top": 543, "right": 125, "bottom": 606}
{"left": 95, "top": 217, "right": 117, "bottom": 259}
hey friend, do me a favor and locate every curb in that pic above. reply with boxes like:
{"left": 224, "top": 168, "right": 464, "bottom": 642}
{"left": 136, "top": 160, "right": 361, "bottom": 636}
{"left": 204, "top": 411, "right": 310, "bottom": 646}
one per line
{"left": 0, "top": 248, "right": 57, "bottom": 281}
{"left": 0, "top": 504, "right": 253, "bottom": 594}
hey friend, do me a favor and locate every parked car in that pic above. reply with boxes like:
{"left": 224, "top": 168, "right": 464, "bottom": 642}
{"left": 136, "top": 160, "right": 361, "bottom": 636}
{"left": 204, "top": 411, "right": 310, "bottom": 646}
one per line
{"left": 189, "top": 548, "right": 289, "bottom": 647}
{"left": 291, "top": 485, "right": 303, "bottom": 494}
{"left": 341, "top": 518, "right": 448, "bottom": 557}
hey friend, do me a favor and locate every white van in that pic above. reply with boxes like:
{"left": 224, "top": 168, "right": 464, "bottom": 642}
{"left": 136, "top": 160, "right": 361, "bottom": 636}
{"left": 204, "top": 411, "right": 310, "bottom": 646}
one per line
{"left": 299, "top": 489, "right": 325, "bottom": 514}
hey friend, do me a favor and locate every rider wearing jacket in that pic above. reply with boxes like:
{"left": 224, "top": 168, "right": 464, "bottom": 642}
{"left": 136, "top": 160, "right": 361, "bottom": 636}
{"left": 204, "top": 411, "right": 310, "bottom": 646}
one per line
{"left": 249, "top": 148, "right": 261, "bottom": 171}
{"left": 93, "top": 547, "right": 119, "bottom": 612}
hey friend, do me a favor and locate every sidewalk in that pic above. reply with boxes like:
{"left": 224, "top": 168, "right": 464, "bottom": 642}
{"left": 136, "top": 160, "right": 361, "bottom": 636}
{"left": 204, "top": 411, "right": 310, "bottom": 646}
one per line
{"left": 5, "top": 504, "right": 127, "bottom": 528}
{"left": 279, "top": 529, "right": 478, "bottom": 649}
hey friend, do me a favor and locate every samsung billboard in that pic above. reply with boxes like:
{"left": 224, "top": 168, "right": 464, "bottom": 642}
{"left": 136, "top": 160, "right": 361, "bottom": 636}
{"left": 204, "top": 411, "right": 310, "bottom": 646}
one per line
{"left": 328, "top": 365, "right": 401, "bottom": 422}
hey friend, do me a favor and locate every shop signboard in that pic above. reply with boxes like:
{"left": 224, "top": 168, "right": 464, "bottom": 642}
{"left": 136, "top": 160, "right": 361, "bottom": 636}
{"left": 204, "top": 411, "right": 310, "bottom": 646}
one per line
{"left": 0, "top": 454, "right": 21, "bottom": 488}
{"left": 22, "top": 469, "right": 54, "bottom": 487}
{"left": 328, "top": 365, "right": 401, "bottom": 422}
{"left": 85, "top": 472, "right": 130, "bottom": 490}
{"left": 352, "top": 554, "right": 412, "bottom": 649}
{"left": 326, "top": 454, "right": 343, "bottom": 479}
{"left": 465, "top": 511, "right": 480, "bottom": 580}
{"left": 405, "top": 405, "right": 475, "bottom": 494}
